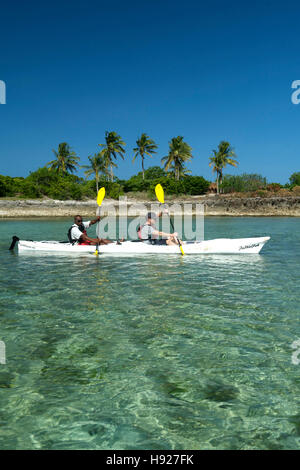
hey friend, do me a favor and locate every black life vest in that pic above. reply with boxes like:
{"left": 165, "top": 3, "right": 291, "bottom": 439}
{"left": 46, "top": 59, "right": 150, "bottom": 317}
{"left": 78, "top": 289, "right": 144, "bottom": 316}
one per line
{"left": 68, "top": 223, "right": 86, "bottom": 244}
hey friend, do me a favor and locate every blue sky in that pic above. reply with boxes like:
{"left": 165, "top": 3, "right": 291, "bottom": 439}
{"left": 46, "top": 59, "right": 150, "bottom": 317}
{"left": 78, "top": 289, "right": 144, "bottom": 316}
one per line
{"left": 0, "top": 0, "right": 300, "bottom": 183}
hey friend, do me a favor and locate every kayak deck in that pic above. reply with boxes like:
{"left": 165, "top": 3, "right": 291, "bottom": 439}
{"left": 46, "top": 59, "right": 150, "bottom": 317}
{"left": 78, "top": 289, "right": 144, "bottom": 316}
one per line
{"left": 17, "top": 237, "right": 270, "bottom": 255}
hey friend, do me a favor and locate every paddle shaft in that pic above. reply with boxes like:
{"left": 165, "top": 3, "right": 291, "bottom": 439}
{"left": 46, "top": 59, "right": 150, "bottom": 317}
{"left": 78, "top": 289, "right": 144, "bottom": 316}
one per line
{"left": 155, "top": 184, "right": 184, "bottom": 255}
{"left": 95, "top": 187, "right": 105, "bottom": 255}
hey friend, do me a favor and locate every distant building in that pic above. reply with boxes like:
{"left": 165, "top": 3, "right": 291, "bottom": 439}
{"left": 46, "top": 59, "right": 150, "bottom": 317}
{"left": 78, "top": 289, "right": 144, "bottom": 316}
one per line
{"left": 208, "top": 182, "right": 217, "bottom": 193}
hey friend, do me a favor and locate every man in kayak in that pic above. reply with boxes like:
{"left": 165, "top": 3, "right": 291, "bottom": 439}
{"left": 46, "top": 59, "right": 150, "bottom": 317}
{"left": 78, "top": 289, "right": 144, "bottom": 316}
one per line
{"left": 139, "top": 212, "right": 180, "bottom": 245}
{"left": 68, "top": 215, "right": 113, "bottom": 245}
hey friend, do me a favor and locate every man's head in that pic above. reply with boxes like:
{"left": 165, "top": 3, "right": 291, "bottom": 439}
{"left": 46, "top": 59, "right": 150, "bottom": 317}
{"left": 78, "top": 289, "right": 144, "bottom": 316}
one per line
{"left": 147, "top": 212, "right": 157, "bottom": 225}
{"left": 74, "top": 215, "right": 83, "bottom": 226}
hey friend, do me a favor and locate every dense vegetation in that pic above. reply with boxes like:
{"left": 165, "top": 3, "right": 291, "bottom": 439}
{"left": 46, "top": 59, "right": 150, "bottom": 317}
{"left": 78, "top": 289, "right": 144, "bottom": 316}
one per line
{"left": 289, "top": 172, "right": 300, "bottom": 187}
{"left": 0, "top": 166, "right": 210, "bottom": 200}
{"left": 220, "top": 174, "right": 267, "bottom": 193}
{"left": 220, "top": 173, "right": 300, "bottom": 194}
{"left": 1, "top": 166, "right": 298, "bottom": 200}
{"left": 0, "top": 135, "right": 299, "bottom": 200}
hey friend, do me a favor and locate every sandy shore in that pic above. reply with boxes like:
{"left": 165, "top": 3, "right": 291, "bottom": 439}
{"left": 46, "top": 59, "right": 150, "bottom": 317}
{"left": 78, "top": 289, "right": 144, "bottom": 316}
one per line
{"left": 1, "top": 195, "right": 300, "bottom": 217}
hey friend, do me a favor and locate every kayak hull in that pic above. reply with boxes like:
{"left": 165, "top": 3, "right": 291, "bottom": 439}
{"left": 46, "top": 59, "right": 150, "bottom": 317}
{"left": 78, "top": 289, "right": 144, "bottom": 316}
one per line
{"left": 17, "top": 237, "right": 270, "bottom": 255}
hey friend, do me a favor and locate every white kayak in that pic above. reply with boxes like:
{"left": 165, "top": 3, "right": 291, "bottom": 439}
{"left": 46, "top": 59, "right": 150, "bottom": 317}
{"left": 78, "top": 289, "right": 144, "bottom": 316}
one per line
{"left": 17, "top": 237, "right": 270, "bottom": 255}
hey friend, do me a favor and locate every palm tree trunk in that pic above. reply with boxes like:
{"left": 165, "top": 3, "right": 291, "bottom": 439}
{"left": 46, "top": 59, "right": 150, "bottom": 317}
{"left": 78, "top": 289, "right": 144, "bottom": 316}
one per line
{"left": 216, "top": 172, "right": 219, "bottom": 194}
{"left": 110, "top": 163, "right": 113, "bottom": 182}
{"left": 96, "top": 175, "right": 99, "bottom": 193}
{"left": 142, "top": 156, "right": 145, "bottom": 180}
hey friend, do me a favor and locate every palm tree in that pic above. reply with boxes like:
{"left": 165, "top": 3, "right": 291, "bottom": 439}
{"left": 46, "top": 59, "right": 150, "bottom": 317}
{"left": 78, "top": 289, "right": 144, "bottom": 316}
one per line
{"left": 132, "top": 133, "right": 158, "bottom": 180}
{"left": 167, "top": 163, "right": 191, "bottom": 179}
{"left": 81, "top": 153, "right": 109, "bottom": 193}
{"left": 48, "top": 142, "right": 79, "bottom": 174}
{"left": 98, "top": 149, "right": 117, "bottom": 181}
{"left": 98, "top": 131, "right": 126, "bottom": 182}
{"left": 209, "top": 141, "right": 238, "bottom": 194}
{"left": 161, "top": 136, "right": 193, "bottom": 180}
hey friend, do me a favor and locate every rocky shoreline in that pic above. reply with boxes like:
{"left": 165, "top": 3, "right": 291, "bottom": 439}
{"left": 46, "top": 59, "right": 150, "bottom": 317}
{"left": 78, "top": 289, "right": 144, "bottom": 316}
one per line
{"left": 1, "top": 195, "right": 300, "bottom": 217}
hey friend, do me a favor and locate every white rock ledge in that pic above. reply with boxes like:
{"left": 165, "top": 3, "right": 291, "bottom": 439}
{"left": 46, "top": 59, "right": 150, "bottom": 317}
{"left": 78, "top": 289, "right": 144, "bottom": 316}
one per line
{"left": 1, "top": 196, "right": 300, "bottom": 217}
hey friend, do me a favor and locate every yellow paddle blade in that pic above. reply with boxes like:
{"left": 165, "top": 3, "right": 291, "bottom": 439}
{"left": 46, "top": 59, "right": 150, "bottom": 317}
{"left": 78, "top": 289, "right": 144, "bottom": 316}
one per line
{"left": 179, "top": 245, "right": 185, "bottom": 256}
{"left": 97, "top": 187, "right": 105, "bottom": 206}
{"left": 155, "top": 184, "right": 164, "bottom": 204}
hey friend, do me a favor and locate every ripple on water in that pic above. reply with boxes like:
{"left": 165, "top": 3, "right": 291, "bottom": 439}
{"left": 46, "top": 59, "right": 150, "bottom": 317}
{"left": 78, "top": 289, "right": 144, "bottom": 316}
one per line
{"left": 0, "top": 217, "right": 300, "bottom": 449}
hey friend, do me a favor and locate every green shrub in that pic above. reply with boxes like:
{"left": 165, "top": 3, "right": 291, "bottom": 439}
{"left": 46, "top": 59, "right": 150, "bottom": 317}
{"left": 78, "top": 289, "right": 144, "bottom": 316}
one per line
{"left": 221, "top": 174, "right": 267, "bottom": 193}
{"left": 149, "top": 177, "right": 185, "bottom": 195}
{"left": 109, "top": 183, "right": 124, "bottom": 199}
{"left": 123, "top": 174, "right": 150, "bottom": 192}
{"left": 0, "top": 178, "right": 6, "bottom": 197}
{"left": 47, "top": 182, "right": 78, "bottom": 200}
{"left": 123, "top": 166, "right": 167, "bottom": 192}
{"left": 289, "top": 172, "right": 300, "bottom": 187}
{"left": 96, "top": 179, "right": 124, "bottom": 199}
{"left": 0, "top": 175, "right": 27, "bottom": 197}
{"left": 0, "top": 175, "right": 12, "bottom": 196}
{"left": 81, "top": 180, "right": 97, "bottom": 199}
{"left": 21, "top": 167, "right": 84, "bottom": 199}
{"left": 143, "top": 166, "right": 167, "bottom": 180}
{"left": 182, "top": 176, "right": 210, "bottom": 195}
{"left": 21, "top": 180, "right": 42, "bottom": 198}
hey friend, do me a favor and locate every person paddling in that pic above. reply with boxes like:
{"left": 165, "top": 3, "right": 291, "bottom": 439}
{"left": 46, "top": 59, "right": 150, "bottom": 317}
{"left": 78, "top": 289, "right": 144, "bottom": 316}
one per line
{"left": 68, "top": 215, "right": 112, "bottom": 245}
{"left": 139, "top": 212, "right": 180, "bottom": 246}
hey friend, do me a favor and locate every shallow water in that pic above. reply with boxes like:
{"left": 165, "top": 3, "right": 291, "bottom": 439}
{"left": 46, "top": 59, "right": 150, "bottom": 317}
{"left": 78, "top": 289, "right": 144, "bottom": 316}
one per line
{"left": 0, "top": 217, "right": 300, "bottom": 449}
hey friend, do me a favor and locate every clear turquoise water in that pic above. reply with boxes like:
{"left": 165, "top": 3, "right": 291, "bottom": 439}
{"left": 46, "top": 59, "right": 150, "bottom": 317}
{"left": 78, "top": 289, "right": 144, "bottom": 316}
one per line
{"left": 0, "top": 217, "right": 300, "bottom": 450}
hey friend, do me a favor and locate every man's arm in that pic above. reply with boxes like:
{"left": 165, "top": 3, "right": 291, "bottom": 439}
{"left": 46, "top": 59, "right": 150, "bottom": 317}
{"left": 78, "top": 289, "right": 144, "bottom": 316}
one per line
{"left": 80, "top": 233, "right": 100, "bottom": 243}
{"left": 80, "top": 217, "right": 100, "bottom": 242}
{"left": 157, "top": 208, "right": 169, "bottom": 218}
{"left": 152, "top": 229, "right": 177, "bottom": 238}
{"left": 89, "top": 216, "right": 101, "bottom": 226}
